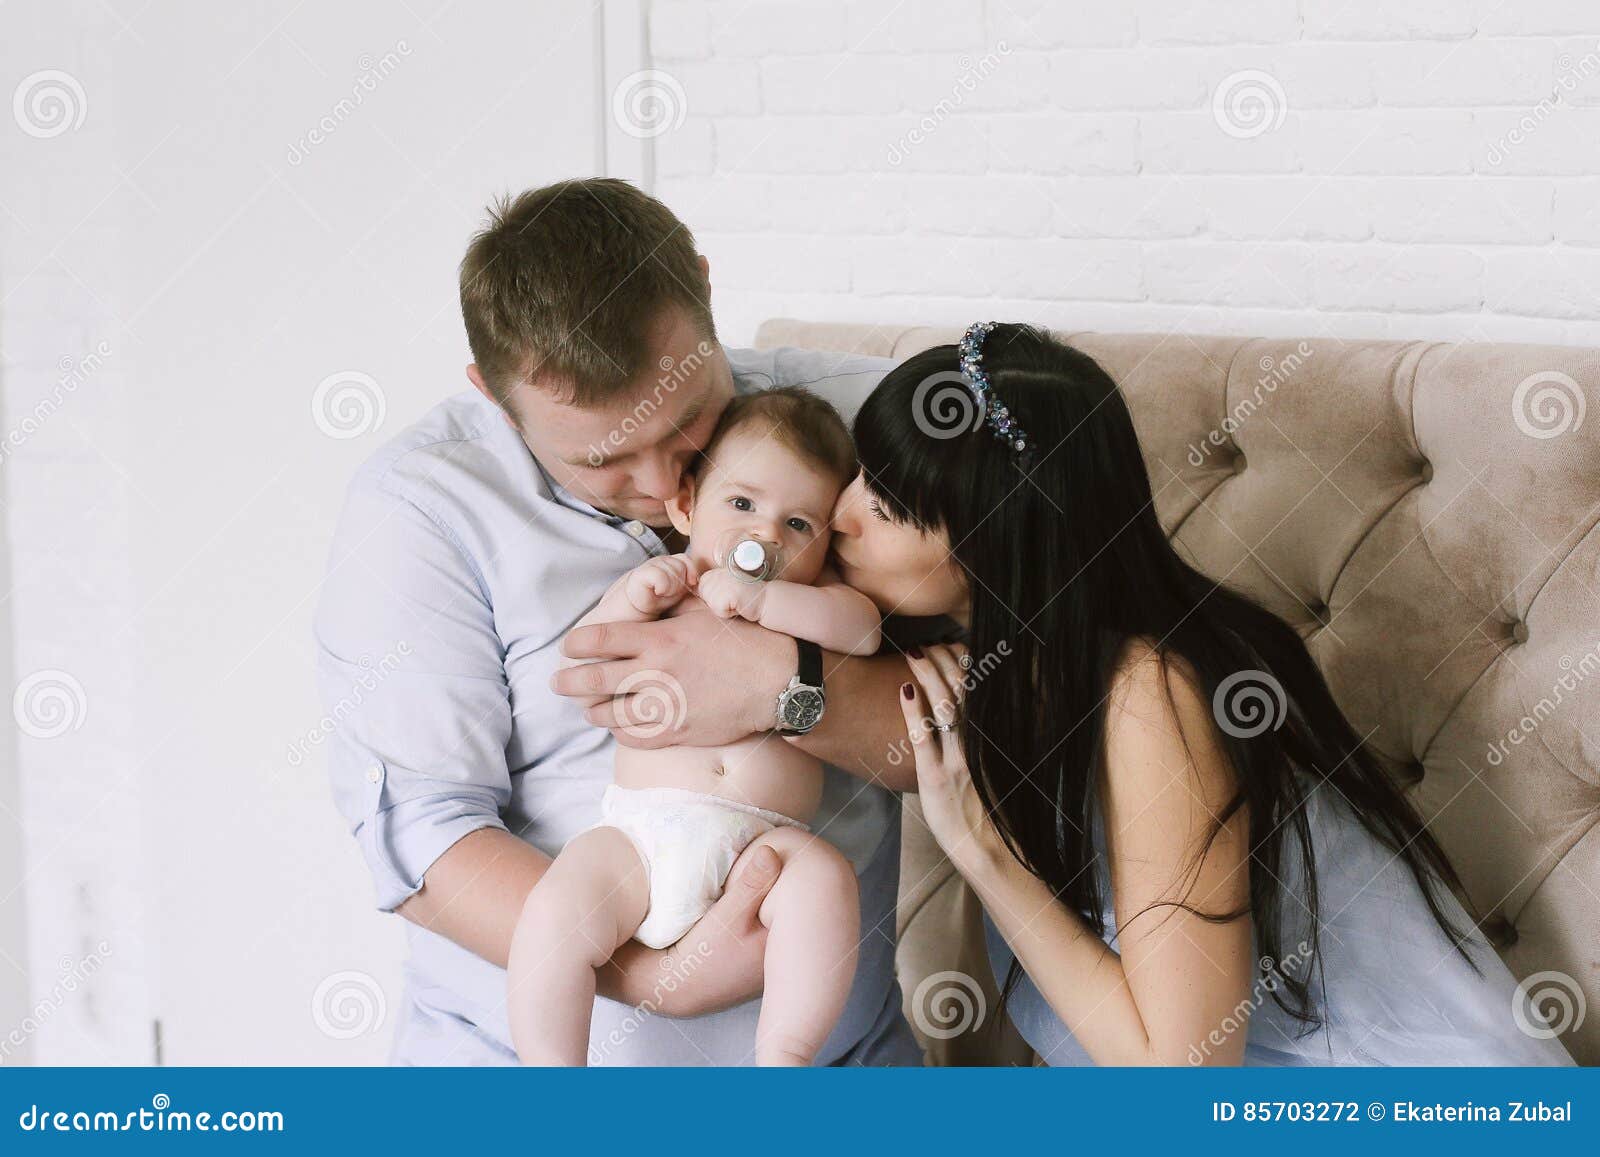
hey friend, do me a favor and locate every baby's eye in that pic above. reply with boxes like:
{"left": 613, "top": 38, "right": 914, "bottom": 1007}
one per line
{"left": 729, "top": 496, "right": 753, "bottom": 512}
{"left": 786, "top": 517, "right": 812, "bottom": 534}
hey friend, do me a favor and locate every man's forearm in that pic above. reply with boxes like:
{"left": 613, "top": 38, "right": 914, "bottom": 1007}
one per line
{"left": 557, "top": 611, "right": 919, "bottom": 790}
{"left": 789, "top": 650, "right": 917, "bottom": 791}
{"left": 396, "top": 827, "right": 551, "bottom": 969}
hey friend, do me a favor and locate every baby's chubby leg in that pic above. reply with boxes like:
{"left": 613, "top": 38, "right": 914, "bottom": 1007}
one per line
{"left": 747, "top": 826, "right": 861, "bottom": 1066}
{"left": 507, "top": 826, "right": 648, "bottom": 1065}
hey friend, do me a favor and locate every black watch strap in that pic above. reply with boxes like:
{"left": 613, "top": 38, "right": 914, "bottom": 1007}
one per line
{"left": 796, "top": 637, "right": 823, "bottom": 687}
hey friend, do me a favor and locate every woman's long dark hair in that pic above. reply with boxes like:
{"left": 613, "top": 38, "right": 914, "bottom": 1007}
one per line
{"left": 856, "top": 324, "right": 1474, "bottom": 1028}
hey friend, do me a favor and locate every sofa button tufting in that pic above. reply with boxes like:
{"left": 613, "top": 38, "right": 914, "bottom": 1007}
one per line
{"left": 1403, "top": 760, "right": 1426, "bottom": 787}
{"left": 1417, "top": 460, "right": 1433, "bottom": 484}
{"left": 1483, "top": 916, "right": 1518, "bottom": 949}
{"left": 1511, "top": 620, "right": 1530, "bottom": 644}
{"left": 1232, "top": 452, "right": 1248, "bottom": 475}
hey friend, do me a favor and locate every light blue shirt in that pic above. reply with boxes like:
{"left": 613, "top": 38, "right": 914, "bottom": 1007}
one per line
{"left": 987, "top": 782, "right": 1575, "bottom": 1067}
{"left": 314, "top": 346, "right": 917, "bottom": 1065}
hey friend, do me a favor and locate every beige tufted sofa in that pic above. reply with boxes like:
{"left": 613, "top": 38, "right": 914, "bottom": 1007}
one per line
{"left": 756, "top": 318, "right": 1600, "bottom": 1067}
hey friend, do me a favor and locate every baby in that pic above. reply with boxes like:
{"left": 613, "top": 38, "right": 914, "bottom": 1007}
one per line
{"left": 508, "top": 387, "right": 882, "bottom": 1066}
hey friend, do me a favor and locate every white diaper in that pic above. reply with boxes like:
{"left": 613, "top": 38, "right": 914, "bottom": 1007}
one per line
{"left": 593, "top": 784, "right": 807, "bottom": 950}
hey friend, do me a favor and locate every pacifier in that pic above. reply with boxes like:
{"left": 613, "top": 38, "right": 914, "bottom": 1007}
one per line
{"left": 716, "top": 530, "right": 784, "bottom": 583}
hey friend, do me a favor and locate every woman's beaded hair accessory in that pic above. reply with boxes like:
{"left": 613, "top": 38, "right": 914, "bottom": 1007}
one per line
{"left": 958, "top": 321, "right": 1030, "bottom": 455}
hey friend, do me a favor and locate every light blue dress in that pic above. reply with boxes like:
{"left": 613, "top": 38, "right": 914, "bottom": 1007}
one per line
{"left": 986, "top": 778, "right": 1577, "bottom": 1066}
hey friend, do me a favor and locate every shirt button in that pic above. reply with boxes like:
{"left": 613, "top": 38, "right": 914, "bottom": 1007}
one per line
{"left": 622, "top": 520, "right": 646, "bottom": 538}
{"left": 366, "top": 765, "right": 382, "bottom": 784}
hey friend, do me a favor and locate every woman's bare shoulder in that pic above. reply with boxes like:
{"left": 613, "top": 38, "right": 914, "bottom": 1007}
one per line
{"left": 1107, "top": 636, "right": 1206, "bottom": 723}
{"left": 1103, "top": 636, "right": 1235, "bottom": 806}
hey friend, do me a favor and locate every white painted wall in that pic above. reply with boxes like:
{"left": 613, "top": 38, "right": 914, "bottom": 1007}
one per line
{"left": 1, "top": 0, "right": 145, "bottom": 1065}
{"left": 1, "top": 0, "right": 605, "bottom": 1063}
{"left": 650, "top": 0, "right": 1600, "bottom": 349}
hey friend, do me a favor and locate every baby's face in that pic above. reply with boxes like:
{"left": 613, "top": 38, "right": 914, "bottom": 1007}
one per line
{"left": 678, "top": 425, "right": 843, "bottom": 587}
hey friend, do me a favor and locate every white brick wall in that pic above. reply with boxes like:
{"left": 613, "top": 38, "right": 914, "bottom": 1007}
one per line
{"left": 649, "top": 0, "right": 1600, "bottom": 348}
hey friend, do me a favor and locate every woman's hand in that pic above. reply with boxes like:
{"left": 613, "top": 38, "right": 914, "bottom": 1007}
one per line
{"left": 899, "top": 645, "right": 1008, "bottom": 873}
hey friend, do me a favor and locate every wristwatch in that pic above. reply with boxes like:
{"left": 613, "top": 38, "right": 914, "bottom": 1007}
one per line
{"left": 775, "top": 637, "right": 826, "bottom": 735}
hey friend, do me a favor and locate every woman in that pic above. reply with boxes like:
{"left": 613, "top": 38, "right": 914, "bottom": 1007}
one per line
{"left": 830, "top": 322, "right": 1574, "bottom": 1066}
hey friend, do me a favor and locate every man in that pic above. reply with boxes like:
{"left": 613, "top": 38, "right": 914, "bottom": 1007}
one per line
{"left": 314, "top": 178, "right": 920, "bottom": 1064}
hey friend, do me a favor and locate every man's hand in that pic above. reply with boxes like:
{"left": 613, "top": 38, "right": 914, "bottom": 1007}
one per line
{"left": 599, "top": 843, "right": 783, "bottom": 1015}
{"left": 696, "top": 566, "right": 767, "bottom": 621}
{"left": 553, "top": 611, "right": 791, "bottom": 748}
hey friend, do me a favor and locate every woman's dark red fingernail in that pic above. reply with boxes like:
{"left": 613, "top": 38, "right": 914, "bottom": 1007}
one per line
{"left": 907, "top": 647, "right": 923, "bottom": 659}
{"left": 901, "top": 682, "right": 915, "bottom": 699}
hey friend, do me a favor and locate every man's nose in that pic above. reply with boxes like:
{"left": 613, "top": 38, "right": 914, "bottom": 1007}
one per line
{"left": 635, "top": 453, "right": 683, "bottom": 500}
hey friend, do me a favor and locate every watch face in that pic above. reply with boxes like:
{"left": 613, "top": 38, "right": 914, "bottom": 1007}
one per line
{"left": 783, "top": 687, "right": 825, "bottom": 731}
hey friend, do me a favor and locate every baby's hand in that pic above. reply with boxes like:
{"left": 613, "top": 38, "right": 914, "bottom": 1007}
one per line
{"left": 624, "top": 553, "right": 701, "bottom": 615}
{"left": 697, "top": 566, "right": 767, "bottom": 621}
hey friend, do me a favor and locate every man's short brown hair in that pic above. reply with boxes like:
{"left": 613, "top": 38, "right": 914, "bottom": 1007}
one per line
{"left": 696, "top": 387, "right": 857, "bottom": 487}
{"left": 460, "top": 178, "right": 714, "bottom": 407}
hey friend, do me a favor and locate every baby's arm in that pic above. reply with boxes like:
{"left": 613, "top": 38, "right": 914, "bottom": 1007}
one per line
{"left": 577, "top": 553, "right": 700, "bottom": 629}
{"left": 562, "top": 554, "right": 700, "bottom": 673}
{"left": 758, "top": 579, "right": 883, "bottom": 656}
{"left": 699, "top": 566, "right": 882, "bottom": 656}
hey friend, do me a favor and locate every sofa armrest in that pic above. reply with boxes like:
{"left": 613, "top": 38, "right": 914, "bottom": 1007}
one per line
{"left": 896, "top": 794, "right": 1036, "bottom": 1066}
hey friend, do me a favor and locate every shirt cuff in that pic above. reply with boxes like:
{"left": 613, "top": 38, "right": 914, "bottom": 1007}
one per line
{"left": 355, "top": 761, "right": 508, "bottom": 911}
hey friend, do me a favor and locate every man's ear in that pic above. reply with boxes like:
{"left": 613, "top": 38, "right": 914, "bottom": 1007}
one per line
{"left": 665, "top": 473, "right": 696, "bottom": 536}
{"left": 696, "top": 254, "right": 711, "bottom": 299}
{"left": 467, "top": 365, "right": 520, "bottom": 431}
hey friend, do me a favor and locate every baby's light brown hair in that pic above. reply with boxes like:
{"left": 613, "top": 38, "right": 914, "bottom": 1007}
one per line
{"left": 694, "top": 386, "right": 857, "bottom": 487}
